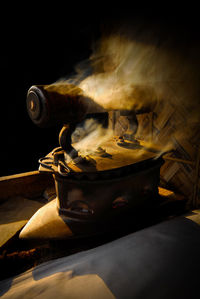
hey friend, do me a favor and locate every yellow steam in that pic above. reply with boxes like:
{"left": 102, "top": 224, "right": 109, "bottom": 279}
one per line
{"left": 72, "top": 118, "right": 113, "bottom": 156}
{"left": 79, "top": 35, "right": 158, "bottom": 111}
{"left": 51, "top": 33, "right": 200, "bottom": 160}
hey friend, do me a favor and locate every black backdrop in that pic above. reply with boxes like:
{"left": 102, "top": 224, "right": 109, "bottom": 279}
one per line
{"left": 1, "top": 5, "right": 199, "bottom": 176}
{"left": 1, "top": 7, "right": 103, "bottom": 176}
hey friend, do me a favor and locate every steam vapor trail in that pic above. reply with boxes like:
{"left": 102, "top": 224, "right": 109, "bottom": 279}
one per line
{"left": 54, "top": 27, "right": 200, "bottom": 158}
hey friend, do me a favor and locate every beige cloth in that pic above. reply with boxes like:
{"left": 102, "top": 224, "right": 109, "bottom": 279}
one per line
{"left": 1, "top": 271, "right": 115, "bottom": 299}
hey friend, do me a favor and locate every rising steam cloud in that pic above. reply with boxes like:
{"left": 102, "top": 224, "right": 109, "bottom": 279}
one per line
{"left": 79, "top": 32, "right": 200, "bottom": 153}
{"left": 55, "top": 28, "right": 200, "bottom": 156}
{"left": 79, "top": 33, "right": 200, "bottom": 112}
{"left": 71, "top": 118, "right": 112, "bottom": 156}
{"left": 79, "top": 35, "right": 158, "bottom": 111}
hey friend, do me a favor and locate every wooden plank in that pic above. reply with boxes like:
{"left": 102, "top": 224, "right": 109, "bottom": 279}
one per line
{"left": 0, "top": 196, "right": 43, "bottom": 247}
{"left": 154, "top": 102, "right": 175, "bottom": 131}
{"left": 163, "top": 155, "right": 194, "bottom": 166}
{"left": 0, "top": 171, "right": 54, "bottom": 201}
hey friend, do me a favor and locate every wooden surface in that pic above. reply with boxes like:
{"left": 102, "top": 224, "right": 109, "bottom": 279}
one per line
{"left": 0, "top": 196, "right": 43, "bottom": 247}
{"left": 0, "top": 171, "right": 54, "bottom": 201}
{"left": 0, "top": 171, "right": 54, "bottom": 247}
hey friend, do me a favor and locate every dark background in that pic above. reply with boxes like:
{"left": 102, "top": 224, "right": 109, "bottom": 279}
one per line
{"left": 1, "top": 4, "right": 200, "bottom": 176}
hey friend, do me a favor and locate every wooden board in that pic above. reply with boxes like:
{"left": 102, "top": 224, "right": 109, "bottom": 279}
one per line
{"left": 0, "top": 171, "right": 55, "bottom": 247}
{"left": 0, "top": 196, "right": 43, "bottom": 247}
{"left": 0, "top": 171, "right": 54, "bottom": 202}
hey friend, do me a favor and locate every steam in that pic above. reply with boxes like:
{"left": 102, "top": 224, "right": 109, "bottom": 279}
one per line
{"left": 77, "top": 33, "right": 200, "bottom": 156}
{"left": 79, "top": 35, "right": 158, "bottom": 111}
{"left": 53, "top": 29, "right": 200, "bottom": 159}
{"left": 71, "top": 118, "right": 112, "bottom": 157}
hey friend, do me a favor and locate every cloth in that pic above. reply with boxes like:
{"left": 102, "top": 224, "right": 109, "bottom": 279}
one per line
{"left": 1, "top": 215, "right": 200, "bottom": 298}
